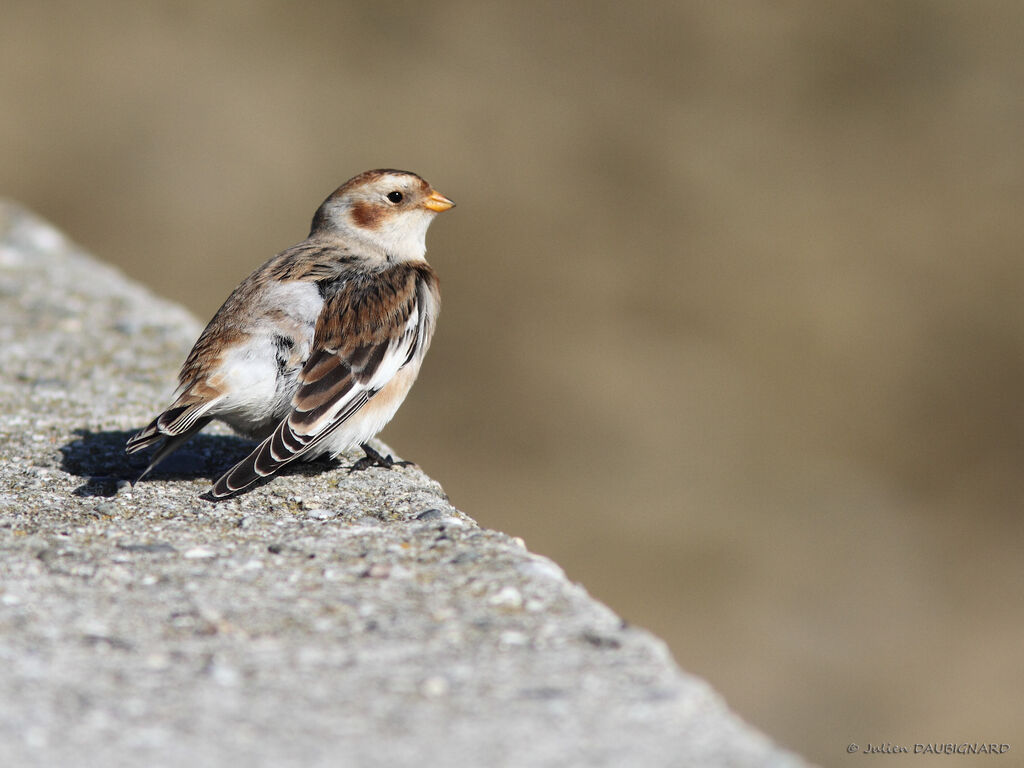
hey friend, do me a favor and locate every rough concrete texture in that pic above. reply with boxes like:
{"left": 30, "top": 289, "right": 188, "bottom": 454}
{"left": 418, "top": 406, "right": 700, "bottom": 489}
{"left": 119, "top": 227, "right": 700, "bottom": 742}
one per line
{"left": 0, "top": 201, "right": 808, "bottom": 768}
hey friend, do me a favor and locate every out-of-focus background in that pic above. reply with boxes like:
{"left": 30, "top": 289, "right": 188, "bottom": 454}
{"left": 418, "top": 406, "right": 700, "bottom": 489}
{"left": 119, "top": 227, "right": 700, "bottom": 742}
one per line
{"left": 4, "top": 1, "right": 1023, "bottom": 763}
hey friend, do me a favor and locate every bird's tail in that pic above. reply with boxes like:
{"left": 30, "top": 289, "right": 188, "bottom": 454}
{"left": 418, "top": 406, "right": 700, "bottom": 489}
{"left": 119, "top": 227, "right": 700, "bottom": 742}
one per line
{"left": 126, "top": 398, "right": 219, "bottom": 481}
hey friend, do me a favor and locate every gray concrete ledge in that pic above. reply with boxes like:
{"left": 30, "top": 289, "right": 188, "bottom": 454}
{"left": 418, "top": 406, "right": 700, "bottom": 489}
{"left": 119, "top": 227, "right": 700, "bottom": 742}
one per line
{"left": 0, "top": 201, "right": 808, "bottom": 767}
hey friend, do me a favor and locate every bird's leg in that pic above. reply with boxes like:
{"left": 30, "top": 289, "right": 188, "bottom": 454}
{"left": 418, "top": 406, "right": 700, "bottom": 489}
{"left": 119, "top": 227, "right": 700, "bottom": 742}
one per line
{"left": 349, "top": 443, "right": 413, "bottom": 473}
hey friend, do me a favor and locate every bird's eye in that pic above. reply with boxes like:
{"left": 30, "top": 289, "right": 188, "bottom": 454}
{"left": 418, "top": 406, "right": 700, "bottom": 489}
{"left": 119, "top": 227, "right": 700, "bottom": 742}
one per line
{"left": 386, "top": 191, "right": 404, "bottom": 204}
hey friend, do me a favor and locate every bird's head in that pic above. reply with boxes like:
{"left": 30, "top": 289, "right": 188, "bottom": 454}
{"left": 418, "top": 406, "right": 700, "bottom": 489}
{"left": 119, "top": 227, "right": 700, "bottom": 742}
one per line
{"left": 311, "top": 169, "right": 454, "bottom": 262}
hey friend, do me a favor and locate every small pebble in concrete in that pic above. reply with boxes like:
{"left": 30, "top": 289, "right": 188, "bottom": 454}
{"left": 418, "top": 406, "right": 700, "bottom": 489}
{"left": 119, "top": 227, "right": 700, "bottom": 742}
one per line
{"left": 489, "top": 586, "right": 524, "bottom": 610}
{"left": 420, "top": 676, "right": 450, "bottom": 698}
{"left": 182, "top": 546, "right": 217, "bottom": 560}
{"left": 305, "top": 508, "right": 335, "bottom": 520}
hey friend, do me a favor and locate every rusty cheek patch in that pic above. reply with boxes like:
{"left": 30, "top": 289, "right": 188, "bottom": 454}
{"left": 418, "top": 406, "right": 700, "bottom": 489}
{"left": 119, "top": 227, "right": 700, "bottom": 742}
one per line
{"left": 349, "top": 201, "right": 385, "bottom": 229}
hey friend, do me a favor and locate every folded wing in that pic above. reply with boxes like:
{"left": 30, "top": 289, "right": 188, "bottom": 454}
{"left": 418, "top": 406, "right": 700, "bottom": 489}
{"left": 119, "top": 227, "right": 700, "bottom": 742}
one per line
{"left": 209, "top": 266, "right": 428, "bottom": 499}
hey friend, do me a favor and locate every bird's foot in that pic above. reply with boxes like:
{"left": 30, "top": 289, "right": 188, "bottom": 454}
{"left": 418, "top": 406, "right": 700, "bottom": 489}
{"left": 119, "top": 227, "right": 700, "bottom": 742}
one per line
{"left": 349, "top": 443, "right": 413, "bottom": 473}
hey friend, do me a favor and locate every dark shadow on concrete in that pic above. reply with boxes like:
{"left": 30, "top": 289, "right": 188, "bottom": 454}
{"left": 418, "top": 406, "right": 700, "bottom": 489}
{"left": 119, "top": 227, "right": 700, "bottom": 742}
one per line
{"left": 59, "top": 428, "right": 347, "bottom": 497}
{"left": 60, "top": 428, "right": 252, "bottom": 497}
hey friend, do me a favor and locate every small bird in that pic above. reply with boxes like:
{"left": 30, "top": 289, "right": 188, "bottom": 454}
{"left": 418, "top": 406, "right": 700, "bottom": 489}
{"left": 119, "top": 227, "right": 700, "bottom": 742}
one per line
{"left": 126, "top": 169, "right": 454, "bottom": 499}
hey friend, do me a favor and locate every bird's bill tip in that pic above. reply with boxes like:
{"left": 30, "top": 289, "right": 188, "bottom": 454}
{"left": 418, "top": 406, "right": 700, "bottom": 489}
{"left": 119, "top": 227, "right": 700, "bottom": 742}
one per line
{"left": 423, "top": 189, "right": 455, "bottom": 212}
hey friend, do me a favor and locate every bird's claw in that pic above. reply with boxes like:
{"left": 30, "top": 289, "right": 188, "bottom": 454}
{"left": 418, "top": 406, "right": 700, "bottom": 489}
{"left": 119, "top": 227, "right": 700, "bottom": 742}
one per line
{"left": 349, "top": 443, "right": 413, "bottom": 473}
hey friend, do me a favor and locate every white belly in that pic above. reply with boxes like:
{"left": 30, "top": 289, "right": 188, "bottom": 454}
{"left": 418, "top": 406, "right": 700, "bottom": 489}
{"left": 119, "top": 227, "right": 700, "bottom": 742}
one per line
{"left": 208, "top": 280, "right": 321, "bottom": 438}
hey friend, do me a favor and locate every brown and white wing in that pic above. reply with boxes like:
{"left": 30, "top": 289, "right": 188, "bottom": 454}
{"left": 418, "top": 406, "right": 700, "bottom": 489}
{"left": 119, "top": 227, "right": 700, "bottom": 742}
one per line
{"left": 209, "top": 267, "right": 430, "bottom": 498}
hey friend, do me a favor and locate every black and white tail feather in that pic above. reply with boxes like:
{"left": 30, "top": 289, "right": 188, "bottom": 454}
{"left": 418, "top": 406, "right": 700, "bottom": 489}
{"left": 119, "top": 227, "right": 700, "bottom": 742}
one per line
{"left": 125, "top": 400, "right": 218, "bottom": 481}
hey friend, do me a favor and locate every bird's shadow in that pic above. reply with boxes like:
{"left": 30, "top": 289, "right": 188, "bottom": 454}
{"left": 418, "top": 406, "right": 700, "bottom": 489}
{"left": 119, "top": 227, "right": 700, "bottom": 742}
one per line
{"left": 59, "top": 429, "right": 342, "bottom": 498}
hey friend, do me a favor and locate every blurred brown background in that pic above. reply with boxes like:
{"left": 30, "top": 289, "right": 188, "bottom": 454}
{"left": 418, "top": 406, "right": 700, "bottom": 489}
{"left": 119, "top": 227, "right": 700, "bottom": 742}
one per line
{"left": 4, "top": 1, "right": 1023, "bottom": 763}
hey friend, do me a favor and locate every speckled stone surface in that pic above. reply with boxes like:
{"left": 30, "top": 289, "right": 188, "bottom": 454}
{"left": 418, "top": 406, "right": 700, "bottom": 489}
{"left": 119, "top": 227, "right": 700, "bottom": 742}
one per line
{"left": 0, "top": 202, "right": 808, "bottom": 768}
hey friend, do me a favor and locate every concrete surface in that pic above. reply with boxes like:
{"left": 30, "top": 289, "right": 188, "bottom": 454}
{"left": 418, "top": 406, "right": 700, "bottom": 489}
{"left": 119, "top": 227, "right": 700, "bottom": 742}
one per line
{"left": 0, "top": 201, "right": 808, "bottom": 767}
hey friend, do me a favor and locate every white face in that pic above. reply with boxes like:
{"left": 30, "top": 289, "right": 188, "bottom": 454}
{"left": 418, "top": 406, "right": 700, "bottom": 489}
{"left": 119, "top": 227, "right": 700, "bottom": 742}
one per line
{"left": 316, "top": 171, "right": 448, "bottom": 262}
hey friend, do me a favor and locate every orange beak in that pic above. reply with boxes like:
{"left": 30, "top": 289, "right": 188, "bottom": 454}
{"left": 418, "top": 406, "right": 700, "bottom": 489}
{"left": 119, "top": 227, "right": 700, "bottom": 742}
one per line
{"left": 423, "top": 189, "right": 455, "bottom": 212}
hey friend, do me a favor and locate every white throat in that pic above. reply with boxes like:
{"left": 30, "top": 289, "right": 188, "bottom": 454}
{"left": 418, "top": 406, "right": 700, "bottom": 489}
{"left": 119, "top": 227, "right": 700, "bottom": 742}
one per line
{"left": 349, "top": 209, "right": 433, "bottom": 263}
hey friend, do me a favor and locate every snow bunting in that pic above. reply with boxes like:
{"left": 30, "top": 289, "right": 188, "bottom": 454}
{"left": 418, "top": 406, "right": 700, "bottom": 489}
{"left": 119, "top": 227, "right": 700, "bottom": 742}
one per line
{"left": 126, "top": 169, "right": 454, "bottom": 499}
